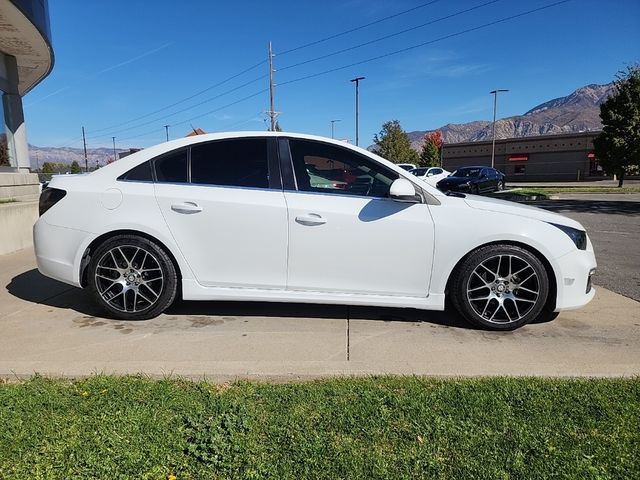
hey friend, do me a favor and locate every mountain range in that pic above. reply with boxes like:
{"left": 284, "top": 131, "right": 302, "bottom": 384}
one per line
{"left": 406, "top": 82, "right": 613, "bottom": 149}
{"left": 28, "top": 146, "right": 128, "bottom": 170}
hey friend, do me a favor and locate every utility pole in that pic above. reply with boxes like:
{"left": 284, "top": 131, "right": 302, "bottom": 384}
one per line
{"left": 330, "top": 119, "right": 341, "bottom": 139}
{"left": 350, "top": 76, "right": 365, "bottom": 146}
{"left": 490, "top": 89, "right": 508, "bottom": 169}
{"left": 82, "top": 126, "right": 88, "bottom": 173}
{"left": 164, "top": 125, "right": 170, "bottom": 142}
{"left": 267, "top": 41, "right": 278, "bottom": 132}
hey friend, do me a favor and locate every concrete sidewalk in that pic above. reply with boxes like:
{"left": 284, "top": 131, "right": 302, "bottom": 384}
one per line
{"left": 1, "top": 248, "right": 639, "bottom": 380}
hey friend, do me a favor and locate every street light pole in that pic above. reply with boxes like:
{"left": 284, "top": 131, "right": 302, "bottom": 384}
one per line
{"left": 330, "top": 119, "right": 341, "bottom": 139}
{"left": 490, "top": 89, "right": 508, "bottom": 169}
{"left": 350, "top": 76, "right": 365, "bottom": 146}
{"left": 164, "top": 125, "right": 170, "bottom": 142}
{"left": 112, "top": 136, "right": 117, "bottom": 163}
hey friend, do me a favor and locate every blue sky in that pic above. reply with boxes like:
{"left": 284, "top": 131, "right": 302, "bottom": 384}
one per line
{"left": 24, "top": 0, "right": 640, "bottom": 149}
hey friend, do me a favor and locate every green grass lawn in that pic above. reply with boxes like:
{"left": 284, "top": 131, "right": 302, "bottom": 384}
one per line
{"left": 1, "top": 376, "right": 638, "bottom": 479}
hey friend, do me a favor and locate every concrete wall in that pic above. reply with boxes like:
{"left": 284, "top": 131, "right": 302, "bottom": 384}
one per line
{"left": 0, "top": 200, "right": 37, "bottom": 255}
{"left": 0, "top": 171, "right": 39, "bottom": 200}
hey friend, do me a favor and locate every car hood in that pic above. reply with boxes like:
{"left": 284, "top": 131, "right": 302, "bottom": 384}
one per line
{"left": 463, "top": 195, "right": 584, "bottom": 230}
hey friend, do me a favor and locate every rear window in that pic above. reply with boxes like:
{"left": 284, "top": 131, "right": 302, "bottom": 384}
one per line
{"left": 118, "top": 161, "right": 153, "bottom": 182}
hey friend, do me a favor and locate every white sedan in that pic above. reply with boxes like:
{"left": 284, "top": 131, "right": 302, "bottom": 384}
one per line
{"left": 34, "top": 132, "right": 596, "bottom": 330}
{"left": 409, "top": 166, "right": 451, "bottom": 187}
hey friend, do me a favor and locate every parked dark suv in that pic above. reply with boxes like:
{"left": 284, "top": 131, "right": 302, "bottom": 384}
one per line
{"left": 436, "top": 166, "right": 505, "bottom": 194}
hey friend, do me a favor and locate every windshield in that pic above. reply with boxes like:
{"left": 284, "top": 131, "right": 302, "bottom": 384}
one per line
{"left": 452, "top": 168, "right": 481, "bottom": 177}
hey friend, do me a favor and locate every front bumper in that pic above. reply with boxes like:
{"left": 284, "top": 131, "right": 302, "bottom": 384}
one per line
{"left": 553, "top": 245, "right": 597, "bottom": 311}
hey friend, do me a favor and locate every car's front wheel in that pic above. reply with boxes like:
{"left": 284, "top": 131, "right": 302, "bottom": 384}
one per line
{"left": 450, "top": 244, "right": 550, "bottom": 330}
{"left": 87, "top": 234, "right": 178, "bottom": 320}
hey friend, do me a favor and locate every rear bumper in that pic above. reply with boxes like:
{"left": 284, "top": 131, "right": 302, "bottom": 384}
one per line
{"left": 553, "top": 246, "right": 597, "bottom": 311}
{"left": 33, "top": 218, "right": 93, "bottom": 287}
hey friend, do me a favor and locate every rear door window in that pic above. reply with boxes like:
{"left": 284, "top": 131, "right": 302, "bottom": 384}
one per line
{"left": 190, "top": 138, "right": 269, "bottom": 188}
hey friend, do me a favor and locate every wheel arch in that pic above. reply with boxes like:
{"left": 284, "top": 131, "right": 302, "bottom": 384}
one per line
{"left": 79, "top": 229, "right": 183, "bottom": 293}
{"left": 444, "top": 240, "right": 557, "bottom": 311}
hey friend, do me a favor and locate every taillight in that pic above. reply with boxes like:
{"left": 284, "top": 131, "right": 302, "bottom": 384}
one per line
{"left": 39, "top": 187, "right": 66, "bottom": 216}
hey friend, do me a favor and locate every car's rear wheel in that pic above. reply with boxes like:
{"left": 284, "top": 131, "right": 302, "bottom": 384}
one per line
{"left": 88, "top": 234, "right": 178, "bottom": 320}
{"left": 450, "top": 244, "right": 549, "bottom": 330}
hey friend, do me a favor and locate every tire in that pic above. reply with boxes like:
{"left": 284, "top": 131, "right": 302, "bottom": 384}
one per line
{"left": 450, "top": 244, "right": 549, "bottom": 330}
{"left": 87, "top": 234, "right": 178, "bottom": 320}
{"left": 471, "top": 184, "right": 479, "bottom": 195}
{"left": 497, "top": 180, "right": 505, "bottom": 191}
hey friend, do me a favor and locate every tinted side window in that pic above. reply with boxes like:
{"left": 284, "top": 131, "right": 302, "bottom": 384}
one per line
{"left": 191, "top": 138, "right": 269, "bottom": 188}
{"left": 154, "top": 149, "right": 188, "bottom": 183}
{"left": 118, "top": 161, "right": 153, "bottom": 182}
{"left": 431, "top": 168, "right": 443, "bottom": 175}
{"left": 289, "top": 139, "right": 398, "bottom": 198}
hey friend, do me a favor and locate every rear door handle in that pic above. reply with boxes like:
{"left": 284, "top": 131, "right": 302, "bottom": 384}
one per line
{"left": 295, "top": 213, "right": 327, "bottom": 226}
{"left": 171, "top": 202, "right": 203, "bottom": 214}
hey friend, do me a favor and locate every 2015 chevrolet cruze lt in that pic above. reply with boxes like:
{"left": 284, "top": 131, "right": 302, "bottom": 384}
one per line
{"left": 34, "top": 132, "right": 596, "bottom": 330}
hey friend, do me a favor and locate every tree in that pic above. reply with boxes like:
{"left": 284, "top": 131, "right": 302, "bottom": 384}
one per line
{"left": 0, "top": 135, "right": 9, "bottom": 167}
{"left": 41, "top": 162, "right": 55, "bottom": 174}
{"left": 372, "top": 120, "right": 419, "bottom": 164}
{"left": 70, "top": 160, "right": 82, "bottom": 174}
{"left": 593, "top": 65, "right": 640, "bottom": 187}
{"left": 419, "top": 131, "right": 443, "bottom": 167}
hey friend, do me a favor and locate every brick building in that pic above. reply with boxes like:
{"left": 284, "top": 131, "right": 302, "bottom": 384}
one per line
{"left": 441, "top": 132, "right": 604, "bottom": 182}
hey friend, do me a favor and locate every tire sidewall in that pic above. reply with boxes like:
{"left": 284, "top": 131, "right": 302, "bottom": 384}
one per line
{"left": 88, "top": 235, "right": 178, "bottom": 320}
{"left": 452, "top": 245, "right": 550, "bottom": 330}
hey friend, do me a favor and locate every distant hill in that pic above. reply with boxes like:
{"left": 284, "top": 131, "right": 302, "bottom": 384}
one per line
{"left": 28, "top": 145, "right": 129, "bottom": 170}
{"left": 406, "top": 83, "right": 614, "bottom": 149}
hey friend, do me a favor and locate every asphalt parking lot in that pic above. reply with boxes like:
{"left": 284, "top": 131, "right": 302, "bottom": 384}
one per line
{"left": 535, "top": 193, "right": 640, "bottom": 301}
{"left": 2, "top": 192, "right": 640, "bottom": 380}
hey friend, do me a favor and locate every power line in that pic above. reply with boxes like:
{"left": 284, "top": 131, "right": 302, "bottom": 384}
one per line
{"left": 278, "top": 0, "right": 443, "bottom": 56}
{"left": 278, "top": 1, "right": 571, "bottom": 88}
{"left": 214, "top": 112, "right": 264, "bottom": 132}
{"left": 86, "top": 74, "right": 267, "bottom": 140}
{"left": 86, "top": 59, "right": 265, "bottom": 136}
{"left": 117, "top": 89, "right": 268, "bottom": 142}
{"left": 86, "top": 0, "right": 502, "bottom": 142}
{"left": 60, "top": 1, "right": 445, "bottom": 145}
{"left": 279, "top": 0, "right": 501, "bottom": 72}
{"left": 69, "top": 0, "right": 569, "bottom": 147}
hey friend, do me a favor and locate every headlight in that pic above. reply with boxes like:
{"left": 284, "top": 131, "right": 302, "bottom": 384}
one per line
{"left": 549, "top": 223, "right": 587, "bottom": 250}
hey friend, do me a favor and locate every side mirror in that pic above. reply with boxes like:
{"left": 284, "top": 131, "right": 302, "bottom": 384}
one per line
{"left": 389, "top": 178, "right": 420, "bottom": 203}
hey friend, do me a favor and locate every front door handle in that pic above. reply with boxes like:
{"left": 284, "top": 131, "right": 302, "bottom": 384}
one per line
{"left": 295, "top": 213, "right": 327, "bottom": 226}
{"left": 171, "top": 202, "right": 203, "bottom": 214}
